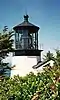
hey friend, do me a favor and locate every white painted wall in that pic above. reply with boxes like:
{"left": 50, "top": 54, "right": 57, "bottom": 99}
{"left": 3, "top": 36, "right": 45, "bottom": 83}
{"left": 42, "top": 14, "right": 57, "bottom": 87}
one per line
{"left": 11, "top": 56, "right": 38, "bottom": 77}
{"left": 3, "top": 55, "right": 54, "bottom": 77}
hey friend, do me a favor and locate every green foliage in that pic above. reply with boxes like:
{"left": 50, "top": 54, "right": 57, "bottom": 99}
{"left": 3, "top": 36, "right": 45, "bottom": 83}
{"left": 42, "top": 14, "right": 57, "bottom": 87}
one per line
{"left": 0, "top": 27, "right": 14, "bottom": 77}
{"left": 43, "top": 49, "right": 60, "bottom": 67}
{"left": 54, "top": 49, "right": 60, "bottom": 66}
{"left": 43, "top": 51, "right": 54, "bottom": 61}
{"left": 0, "top": 66, "right": 60, "bottom": 100}
{"left": 0, "top": 31, "right": 14, "bottom": 52}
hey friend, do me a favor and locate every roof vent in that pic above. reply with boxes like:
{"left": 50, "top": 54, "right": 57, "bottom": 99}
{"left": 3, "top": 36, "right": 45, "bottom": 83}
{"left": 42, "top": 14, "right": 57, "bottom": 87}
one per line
{"left": 24, "top": 15, "right": 29, "bottom": 22}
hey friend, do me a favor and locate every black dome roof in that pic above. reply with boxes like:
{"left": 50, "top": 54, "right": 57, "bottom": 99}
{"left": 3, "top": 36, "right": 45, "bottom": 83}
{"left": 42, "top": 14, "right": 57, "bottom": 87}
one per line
{"left": 13, "top": 15, "right": 39, "bottom": 33}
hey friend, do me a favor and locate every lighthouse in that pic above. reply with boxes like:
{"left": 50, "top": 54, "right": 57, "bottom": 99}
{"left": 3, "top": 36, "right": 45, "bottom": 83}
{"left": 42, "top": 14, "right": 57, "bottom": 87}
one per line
{"left": 11, "top": 15, "right": 43, "bottom": 77}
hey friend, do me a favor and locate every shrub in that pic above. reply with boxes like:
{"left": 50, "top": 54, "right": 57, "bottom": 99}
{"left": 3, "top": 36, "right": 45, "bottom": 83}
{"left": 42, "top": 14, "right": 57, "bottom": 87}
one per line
{"left": 0, "top": 66, "right": 60, "bottom": 100}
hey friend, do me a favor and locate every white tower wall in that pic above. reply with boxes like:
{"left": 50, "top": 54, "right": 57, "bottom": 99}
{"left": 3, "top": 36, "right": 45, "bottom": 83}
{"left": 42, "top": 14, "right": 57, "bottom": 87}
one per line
{"left": 11, "top": 56, "right": 39, "bottom": 77}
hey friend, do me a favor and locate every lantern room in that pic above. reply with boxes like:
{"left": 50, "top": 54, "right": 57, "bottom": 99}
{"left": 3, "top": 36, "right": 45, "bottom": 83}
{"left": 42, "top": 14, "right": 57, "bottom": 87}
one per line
{"left": 13, "top": 15, "right": 42, "bottom": 56}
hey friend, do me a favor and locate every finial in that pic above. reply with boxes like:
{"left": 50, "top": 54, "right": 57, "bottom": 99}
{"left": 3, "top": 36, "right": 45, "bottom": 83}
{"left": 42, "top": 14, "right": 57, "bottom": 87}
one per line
{"left": 24, "top": 9, "right": 29, "bottom": 22}
{"left": 24, "top": 14, "right": 29, "bottom": 22}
